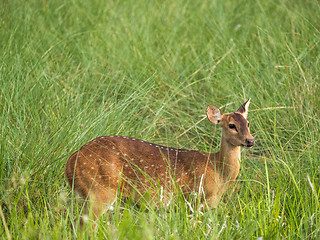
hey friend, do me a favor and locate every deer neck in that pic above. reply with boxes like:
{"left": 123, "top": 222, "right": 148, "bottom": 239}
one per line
{"left": 217, "top": 136, "right": 241, "bottom": 181}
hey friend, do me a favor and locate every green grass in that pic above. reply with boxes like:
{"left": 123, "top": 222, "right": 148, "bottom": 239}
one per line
{"left": 0, "top": 0, "right": 319, "bottom": 239}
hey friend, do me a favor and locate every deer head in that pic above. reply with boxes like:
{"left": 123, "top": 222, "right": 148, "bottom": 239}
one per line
{"left": 207, "top": 98, "right": 255, "bottom": 148}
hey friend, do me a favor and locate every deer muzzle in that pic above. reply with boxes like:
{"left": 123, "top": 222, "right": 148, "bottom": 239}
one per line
{"left": 246, "top": 138, "right": 255, "bottom": 148}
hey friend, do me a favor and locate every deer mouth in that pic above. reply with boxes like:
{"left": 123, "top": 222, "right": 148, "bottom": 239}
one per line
{"left": 242, "top": 139, "right": 255, "bottom": 148}
{"left": 246, "top": 140, "right": 255, "bottom": 148}
{"left": 246, "top": 143, "right": 254, "bottom": 148}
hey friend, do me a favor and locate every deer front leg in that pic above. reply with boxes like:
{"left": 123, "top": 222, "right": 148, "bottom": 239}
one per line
{"left": 203, "top": 176, "right": 227, "bottom": 210}
{"left": 204, "top": 192, "right": 224, "bottom": 209}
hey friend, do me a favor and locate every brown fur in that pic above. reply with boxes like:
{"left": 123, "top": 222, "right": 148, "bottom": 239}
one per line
{"left": 65, "top": 99, "right": 255, "bottom": 218}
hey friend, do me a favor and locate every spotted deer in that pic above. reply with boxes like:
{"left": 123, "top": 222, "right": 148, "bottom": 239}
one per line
{"left": 65, "top": 99, "right": 255, "bottom": 218}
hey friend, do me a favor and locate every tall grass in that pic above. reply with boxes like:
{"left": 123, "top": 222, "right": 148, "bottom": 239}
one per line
{"left": 0, "top": 0, "right": 319, "bottom": 239}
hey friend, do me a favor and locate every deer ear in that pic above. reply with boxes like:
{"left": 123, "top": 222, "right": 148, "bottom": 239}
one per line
{"left": 207, "top": 105, "right": 223, "bottom": 124}
{"left": 236, "top": 98, "right": 251, "bottom": 119}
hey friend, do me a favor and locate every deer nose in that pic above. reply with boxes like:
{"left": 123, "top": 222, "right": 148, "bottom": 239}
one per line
{"left": 246, "top": 138, "right": 255, "bottom": 147}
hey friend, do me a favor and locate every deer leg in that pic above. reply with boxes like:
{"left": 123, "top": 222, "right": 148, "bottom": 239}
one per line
{"left": 86, "top": 187, "right": 117, "bottom": 220}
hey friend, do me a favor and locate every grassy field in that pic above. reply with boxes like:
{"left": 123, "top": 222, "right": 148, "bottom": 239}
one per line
{"left": 0, "top": 0, "right": 319, "bottom": 239}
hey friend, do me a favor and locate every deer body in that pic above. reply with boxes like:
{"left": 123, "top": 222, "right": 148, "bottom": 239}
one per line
{"left": 65, "top": 99, "right": 255, "bottom": 217}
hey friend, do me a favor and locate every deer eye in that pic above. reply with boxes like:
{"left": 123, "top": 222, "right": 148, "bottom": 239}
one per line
{"left": 229, "top": 124, "right": 236, "bottom": 130}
